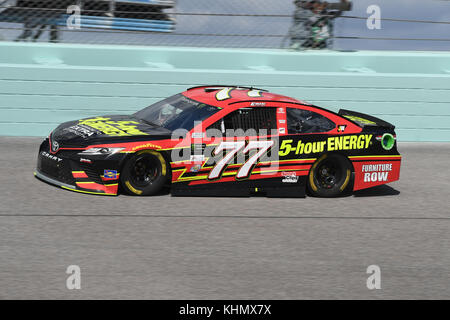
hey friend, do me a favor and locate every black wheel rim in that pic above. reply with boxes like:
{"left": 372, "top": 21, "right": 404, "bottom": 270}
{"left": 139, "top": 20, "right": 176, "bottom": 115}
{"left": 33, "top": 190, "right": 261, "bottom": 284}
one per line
{"left": 130, "top": 154, "right": 160, "bottom": 187}
{"left": 315, "top": 159, "right": 342, "bottom": 190}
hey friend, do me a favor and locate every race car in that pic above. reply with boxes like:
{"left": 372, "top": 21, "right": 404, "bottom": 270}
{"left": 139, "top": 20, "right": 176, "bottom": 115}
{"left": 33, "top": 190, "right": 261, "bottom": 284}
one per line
{"left": 34, "top": 85, "right": 401, "bottom": 197}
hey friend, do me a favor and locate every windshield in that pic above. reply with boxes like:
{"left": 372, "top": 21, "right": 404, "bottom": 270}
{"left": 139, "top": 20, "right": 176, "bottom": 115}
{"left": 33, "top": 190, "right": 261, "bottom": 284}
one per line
{"left": 134, "top": 94, "right": 220, "bottom": 131}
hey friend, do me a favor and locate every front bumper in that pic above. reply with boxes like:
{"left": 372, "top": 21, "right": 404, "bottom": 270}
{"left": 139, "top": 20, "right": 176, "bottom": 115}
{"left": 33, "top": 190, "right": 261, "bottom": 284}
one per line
{"left": 35, "top": 139, "right": 120, "bottom": 196}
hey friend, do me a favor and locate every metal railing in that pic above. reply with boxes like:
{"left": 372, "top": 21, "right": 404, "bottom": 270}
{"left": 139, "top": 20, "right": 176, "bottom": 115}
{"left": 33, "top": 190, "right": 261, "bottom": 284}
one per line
{"left": 0, "top": 0, "right": 449, "bottom": 51}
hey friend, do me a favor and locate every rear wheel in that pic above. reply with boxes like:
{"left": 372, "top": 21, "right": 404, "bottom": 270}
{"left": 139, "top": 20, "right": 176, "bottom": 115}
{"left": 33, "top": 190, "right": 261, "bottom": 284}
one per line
{"left": 307, "top": 153, "right": 352, "bottom": 197}
{"left": 121, "top": 150, "right": 168, "bottom": 196}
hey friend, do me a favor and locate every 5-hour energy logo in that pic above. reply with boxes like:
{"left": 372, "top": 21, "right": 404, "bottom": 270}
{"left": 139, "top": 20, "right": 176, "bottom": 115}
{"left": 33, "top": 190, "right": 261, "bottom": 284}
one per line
{"left": 279, "top": 134, "right": 373, "bottom": 156}
{"left": 78, "top": 117, "right": 148, "bottom": 137}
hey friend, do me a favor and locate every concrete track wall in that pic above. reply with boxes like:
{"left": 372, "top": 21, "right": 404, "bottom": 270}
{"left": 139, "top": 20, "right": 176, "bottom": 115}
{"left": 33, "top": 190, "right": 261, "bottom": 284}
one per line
{"left": 1, "top": 42, "right": 449, "bottom": 141}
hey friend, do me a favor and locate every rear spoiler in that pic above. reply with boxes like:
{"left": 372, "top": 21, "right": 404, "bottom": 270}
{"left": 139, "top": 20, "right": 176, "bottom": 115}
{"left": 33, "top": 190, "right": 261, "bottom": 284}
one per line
{"left": 339, "top": 109, "right": 395, "bottom": 129}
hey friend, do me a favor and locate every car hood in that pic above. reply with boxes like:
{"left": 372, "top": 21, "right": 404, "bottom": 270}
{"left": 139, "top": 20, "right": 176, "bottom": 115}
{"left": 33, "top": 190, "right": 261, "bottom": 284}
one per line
{"left": 50, "top": 115, "right": 172, "bottom": 148}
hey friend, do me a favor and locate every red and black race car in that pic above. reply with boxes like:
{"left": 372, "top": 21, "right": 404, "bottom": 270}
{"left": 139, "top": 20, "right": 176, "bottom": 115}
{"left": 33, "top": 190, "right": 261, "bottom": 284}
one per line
{"left": 35, "top": 85, "right": 401, "bottom": 197}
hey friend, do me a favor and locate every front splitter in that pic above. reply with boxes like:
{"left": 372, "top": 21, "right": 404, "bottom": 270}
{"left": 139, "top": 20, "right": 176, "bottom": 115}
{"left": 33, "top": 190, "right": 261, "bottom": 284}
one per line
{"left": 34, "top": 170, "right": 117, "bottom": 196}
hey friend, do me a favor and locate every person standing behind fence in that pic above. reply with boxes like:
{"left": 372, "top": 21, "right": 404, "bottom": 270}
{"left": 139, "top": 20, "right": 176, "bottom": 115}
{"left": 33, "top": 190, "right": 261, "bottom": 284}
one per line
{"left": 105, "top": 0, "right": 116, "bottom": 17}
{"left": 287, "top": 0, "right": 351, "bottom": 50}
{"left": 288, "top": 0, "right": 315, "bottom": 50}
{"left": 309, "top": 1, "right": 332, "bottom": 49}
{"left": 310, "top": 0, "right": 351, "bottom": 49}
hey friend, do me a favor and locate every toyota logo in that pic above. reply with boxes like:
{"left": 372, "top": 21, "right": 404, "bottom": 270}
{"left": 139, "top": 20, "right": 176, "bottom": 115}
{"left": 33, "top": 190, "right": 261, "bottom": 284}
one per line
{"left": 51, "top": 140, "right": 60, "bottom": 152}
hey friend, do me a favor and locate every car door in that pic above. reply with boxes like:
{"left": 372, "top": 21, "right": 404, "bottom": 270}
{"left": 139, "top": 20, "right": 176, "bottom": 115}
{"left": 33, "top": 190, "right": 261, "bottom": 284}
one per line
{"left": 173, "top": 105, "right": 280, "bottom": 193}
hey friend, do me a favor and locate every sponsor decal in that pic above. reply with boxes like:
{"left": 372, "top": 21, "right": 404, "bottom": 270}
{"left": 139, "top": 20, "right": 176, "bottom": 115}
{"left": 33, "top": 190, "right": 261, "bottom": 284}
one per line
{"left": 362, "top": 163, "right": 392, "bottom": 182}
{"left": 328, "top": 135, "right": 372, "bottom": 151}
{"left": 343, "top": 115, "right": 376, "bottom": 125}
{"left": 279, "top": 128, "right": 286, "bottom": 134}
{"left": 250, "top": 102, "right": 266, "bottom": 106}
{"left": 190, "top": 154, "right": 205, "bottom": 162}
{"left": 337, "top": 125, "right": 347, "bottom": 132}
{"left": 278, "top": 119, "right": 286, "bottom": 124}
{"left": 279, "top": 134, "right": 373, "bottom": 156}
{"left": 191, "top": 132, "right": 205, "bottom": 139}
{"left": 353, "top": 160, "right": 400, "bottom": 191}
{"left": 132, "top": 143, "right": 161, "bottom": 151}
{"left": 104, "top": 169, "right": 118, "bottom": 179}
{"left": 64, "top": 124, "right": 99, "bottom": 137}
{"left": 191, "top": 143, "right": 206, "bottom": 153}
{"left": 281, "top": 171, "right": 299, "bottom": 183}
{"left": 78, "top": 117, "right": 148, "bottom": 137}
{"left": 80, "top": 158, "right": 92, "bottom": 164}
{"left": 277, "top": 107, "right": 284, "bottom": 114}
{"left": 190, "top": 164, "right": 202, "bottom": 173}
{"left": 41, "top": 151, "right": 63, "bottom": 162}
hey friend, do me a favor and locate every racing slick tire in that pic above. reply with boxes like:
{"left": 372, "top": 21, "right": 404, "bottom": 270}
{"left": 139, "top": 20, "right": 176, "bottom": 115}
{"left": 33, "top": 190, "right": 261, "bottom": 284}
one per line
{"left": 307, "top": 153, "right": 353, "bottom": 197}
{"left": 121, "top": 150, "right": 168, "bottom": 196}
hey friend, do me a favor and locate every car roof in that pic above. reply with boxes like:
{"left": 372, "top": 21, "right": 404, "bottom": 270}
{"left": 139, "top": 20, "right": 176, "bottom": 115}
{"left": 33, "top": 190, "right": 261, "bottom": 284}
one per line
{"left": 182, "top": 86, "right": 311, "bottom": 108}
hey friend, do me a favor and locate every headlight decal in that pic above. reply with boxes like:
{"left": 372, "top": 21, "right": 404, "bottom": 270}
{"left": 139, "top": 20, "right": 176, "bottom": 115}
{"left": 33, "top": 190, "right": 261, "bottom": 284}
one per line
{"left": 78, "top": 147, "right": 125, "bottom": 155}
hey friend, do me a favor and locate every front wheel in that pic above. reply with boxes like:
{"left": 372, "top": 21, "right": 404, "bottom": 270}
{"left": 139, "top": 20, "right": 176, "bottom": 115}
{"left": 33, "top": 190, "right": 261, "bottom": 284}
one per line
{"left": 307, "top": 154, "right": 352, "bottom": 197}
{"left": 121, "top": 150, "right": 168, "bottom": 196}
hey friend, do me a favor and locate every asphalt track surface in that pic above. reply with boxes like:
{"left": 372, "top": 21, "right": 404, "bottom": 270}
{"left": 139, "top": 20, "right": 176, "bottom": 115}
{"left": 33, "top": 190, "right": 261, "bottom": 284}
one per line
{"left": 0, "top": 137, "right": 449, "bottom": 299}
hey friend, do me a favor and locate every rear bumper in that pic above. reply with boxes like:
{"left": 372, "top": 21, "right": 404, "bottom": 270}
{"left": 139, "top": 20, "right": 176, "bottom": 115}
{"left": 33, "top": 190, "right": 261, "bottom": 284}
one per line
{"left": 350, "top": 155, "right": 401, "bottom": 191}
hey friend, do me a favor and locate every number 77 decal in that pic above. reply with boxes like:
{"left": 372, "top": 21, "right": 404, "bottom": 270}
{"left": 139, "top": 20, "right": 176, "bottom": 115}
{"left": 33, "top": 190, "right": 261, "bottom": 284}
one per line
{"left": 207, "top": 140, "right": 275, "bottom": 180}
